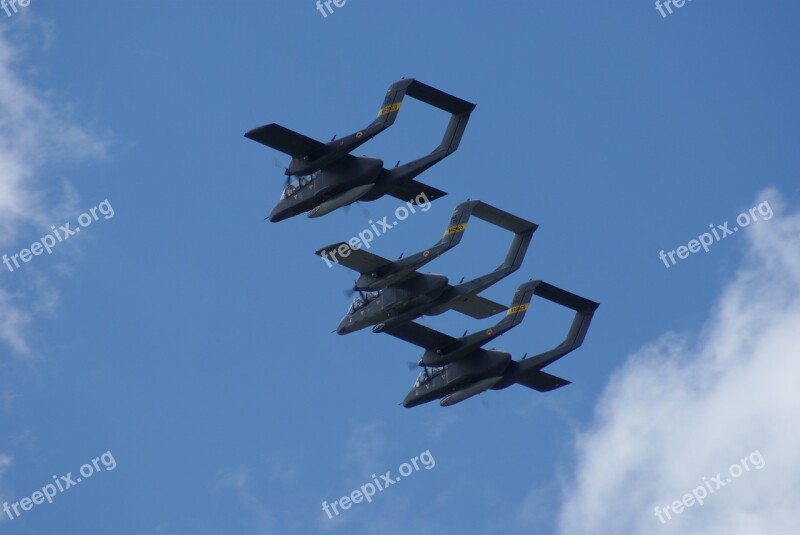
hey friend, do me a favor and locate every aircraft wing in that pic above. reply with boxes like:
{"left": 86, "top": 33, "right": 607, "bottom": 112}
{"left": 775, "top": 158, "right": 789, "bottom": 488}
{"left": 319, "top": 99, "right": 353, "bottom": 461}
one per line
{"left": 514, "top": 369, "right": 571, "bottom": 392}
{"left": 384, "top": 322, "right": 457, "bottom": 351}
{"left": 244, "top": 124, "right": 326, "bottom": 159}
{"left": 385, "top": 180, "right": 448, "bottom": 204}
{"left": 315, "top": 242, "right": 392, "bottom": 275}
{"left": 449, "top": 294, "right": 507, "bottom": 319}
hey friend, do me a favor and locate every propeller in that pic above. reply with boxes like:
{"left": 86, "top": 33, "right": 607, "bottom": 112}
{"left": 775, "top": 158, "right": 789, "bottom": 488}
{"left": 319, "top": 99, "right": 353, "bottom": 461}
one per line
{"left": 342, "top": 279, "right": 366, "bottom": 301}
{"left": 343, "top": 287, "right": 366, "bottom": 300}
{"left": 273, "top": 159, "right": 291, "bottom": 187}
{"left": 273, "top": 158, "right": 289, "bottom": 174}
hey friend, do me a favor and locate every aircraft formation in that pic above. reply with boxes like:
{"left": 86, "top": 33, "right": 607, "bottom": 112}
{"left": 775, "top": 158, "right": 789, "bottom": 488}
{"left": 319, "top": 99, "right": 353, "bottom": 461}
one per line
{"left": 246, "top": 78, "right": 599, "bottom": 408}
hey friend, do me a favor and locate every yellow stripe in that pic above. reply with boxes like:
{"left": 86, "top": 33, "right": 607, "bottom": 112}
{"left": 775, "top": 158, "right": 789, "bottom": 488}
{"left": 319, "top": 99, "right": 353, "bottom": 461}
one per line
{"left": 443, "top": 223, "right": 466, "bottom": 236}
{"left": 377, "top": 102, "right": 401, "bottom": 117}
{"left": 506, "top": 303, "right": 528, "bottom": 315}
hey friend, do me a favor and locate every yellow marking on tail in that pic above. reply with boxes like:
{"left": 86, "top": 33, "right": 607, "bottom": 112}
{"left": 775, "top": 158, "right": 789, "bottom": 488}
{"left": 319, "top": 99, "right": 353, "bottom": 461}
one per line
{"left": 377, "top": 102, "right": 402, "bottom": 117}
{"left": 506, "top": 303, "right": 529, "bottom": 315}
{"left": 443, "top": 223, "right": 467, "bottom": 237}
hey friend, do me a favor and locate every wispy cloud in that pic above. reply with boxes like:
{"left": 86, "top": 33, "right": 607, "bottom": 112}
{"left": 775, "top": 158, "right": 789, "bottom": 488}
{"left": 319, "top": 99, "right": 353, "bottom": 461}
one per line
{"left": 0, "top": 452, "right": 13, "bottom": 524}
{"left": 555, "top": 189, "right": 800, "bottom": 534}
{"left": 216, "top": 467, "right": 275, "bottom": 535}
{"left": 345, "top": 419, "right": 388, "bottom": 475}
{"left": 0, "top": 25, "right": 105, "bottom": 357}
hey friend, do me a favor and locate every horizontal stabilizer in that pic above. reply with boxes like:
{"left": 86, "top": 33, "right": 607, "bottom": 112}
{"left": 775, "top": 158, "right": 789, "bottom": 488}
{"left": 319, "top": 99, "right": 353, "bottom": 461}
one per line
{"left": 405, "top": 80, "right": 476, "bottom": 115}
{"left": 245, "top": 124, "right": 325, "bottom": 159}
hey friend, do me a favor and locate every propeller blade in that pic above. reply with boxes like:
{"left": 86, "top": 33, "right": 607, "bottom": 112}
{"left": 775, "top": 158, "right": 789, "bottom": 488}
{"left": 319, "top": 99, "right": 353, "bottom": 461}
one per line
{"left": 273, "top": 159, "right": 290, "bottom": 178}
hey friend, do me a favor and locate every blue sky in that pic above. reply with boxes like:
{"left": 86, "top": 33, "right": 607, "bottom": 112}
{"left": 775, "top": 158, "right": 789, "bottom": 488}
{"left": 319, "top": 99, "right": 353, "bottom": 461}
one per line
{"left": 1, "top": 2, "right": 799, "bottom": 534}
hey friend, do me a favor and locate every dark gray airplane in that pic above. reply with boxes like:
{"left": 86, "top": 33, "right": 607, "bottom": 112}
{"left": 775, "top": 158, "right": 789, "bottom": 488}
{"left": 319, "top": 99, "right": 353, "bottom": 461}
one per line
{"left": 385, "top": 280, "right": 599, "bottom": 408}
{"left": 315, "top": 200, "right": 537, "bottom": 335}
{"left": 245, "top": 78, "right": 475, "bottom": 222}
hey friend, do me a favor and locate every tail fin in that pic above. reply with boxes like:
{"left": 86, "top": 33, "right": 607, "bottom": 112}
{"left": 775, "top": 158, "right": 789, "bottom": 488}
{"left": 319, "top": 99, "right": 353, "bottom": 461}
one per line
{"left": 430, "top": 199, "right": 537, "bottom": 262}
{"left": 383, "top": 199, "right": 533, "bottom": 280}
{"left": 375, "top": 79, "right": 476, "bottom": 189}
{"left": 369, "top": 78, "right": 476, "bottom": 154}
{"left": 481, "top": 279, "right": 540, "bottom": 338}
{"left": 447, "top": 202, "right": 537, "bottom": 300}
{"left": 426, "top": 201, "right": 538, "bottom": 320}
{"left": 495, "top": 282, "right": 599, "bottom": 391}
{"left": 519, "top": 282, "right": 598, "bottom": 370}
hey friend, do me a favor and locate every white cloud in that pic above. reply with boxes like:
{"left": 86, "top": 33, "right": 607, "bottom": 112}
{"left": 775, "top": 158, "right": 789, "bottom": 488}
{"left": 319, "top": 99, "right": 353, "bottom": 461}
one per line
{"left": 556, "top": 189, "right": 800, "bottom": 534}
{"left": 345, "top": 419, "right": 388, "bottom": 475}
{"left": 0, "top": 25, "right": 105, "bottom": 357}
{"left": 216, "top": 467, "right": 275, "bottom": 535}
{"left": 0, "top": 453, "right": 12, "bottom": 523}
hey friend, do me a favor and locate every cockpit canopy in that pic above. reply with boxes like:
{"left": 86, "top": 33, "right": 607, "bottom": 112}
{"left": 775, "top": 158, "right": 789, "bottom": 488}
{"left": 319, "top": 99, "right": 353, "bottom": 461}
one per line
{"left": 347, "top": 291, "right": 380, "bottom": 314}
{"left": 279, "top": 171, "right": 319, "bottom": 200}
{"left": 413, "top": 367, "right": 444, "bottom": 388}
